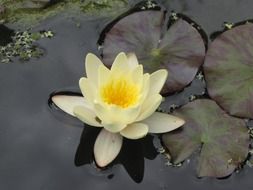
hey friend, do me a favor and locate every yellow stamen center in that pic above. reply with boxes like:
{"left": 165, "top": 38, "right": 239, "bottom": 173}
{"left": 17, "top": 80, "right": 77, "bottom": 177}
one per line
{"left": 101, "top": 78, "right": 139, "bottom": 108}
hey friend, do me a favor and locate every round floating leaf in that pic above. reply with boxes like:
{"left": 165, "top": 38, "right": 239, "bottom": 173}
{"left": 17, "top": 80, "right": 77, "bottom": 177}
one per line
{"left": 204, "top": 23, "right": 253, "bottom": 118}
{"left": 101, "top": 10, "right": 206, "bottom": 94}
{"left": 162, "top": 99, "right": 249, "bottom": 178}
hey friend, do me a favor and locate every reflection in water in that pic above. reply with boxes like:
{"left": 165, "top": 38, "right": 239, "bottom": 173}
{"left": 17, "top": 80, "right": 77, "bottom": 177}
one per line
{"left": 74, "top": 126, "right": 101, "bottom": 166}
{"left": 75, "top": 126, "right": 158, "bottom": 183}
{"left": 119, "top": 135, "right": 158, "bottom": 183}
{"left": 0, "top": 24, "right": 14, "bottom": 46}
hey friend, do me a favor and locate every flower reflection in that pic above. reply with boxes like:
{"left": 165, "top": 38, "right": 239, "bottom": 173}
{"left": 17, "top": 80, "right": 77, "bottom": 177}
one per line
{"left": 74, "top": 125, "right": 158, "bottom": 183}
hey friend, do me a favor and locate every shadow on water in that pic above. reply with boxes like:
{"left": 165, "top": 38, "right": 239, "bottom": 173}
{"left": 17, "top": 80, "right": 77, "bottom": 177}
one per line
{"left": 74, "top": 125, "right": 158, "bottom": 183}
{"left": 74, "top": 125, "right": 101, "bottom": 166}
{"left": 0, "top": 24, "right": 14, "bottom": 46}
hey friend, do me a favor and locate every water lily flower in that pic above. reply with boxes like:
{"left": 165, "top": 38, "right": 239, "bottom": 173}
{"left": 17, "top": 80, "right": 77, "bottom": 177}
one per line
{"left": 52, "top": 52, "right": 185, "bottom": 167}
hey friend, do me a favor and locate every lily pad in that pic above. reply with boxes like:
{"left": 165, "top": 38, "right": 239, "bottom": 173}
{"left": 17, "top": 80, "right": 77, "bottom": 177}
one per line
{"left": 204, "top": 23, "right": 253, "bottom": 118}
{"left": 100, "top": 10, "right": 206, "bottom": 94}
{"left": 162, "top": 99, "right": 249, "bottom": 178}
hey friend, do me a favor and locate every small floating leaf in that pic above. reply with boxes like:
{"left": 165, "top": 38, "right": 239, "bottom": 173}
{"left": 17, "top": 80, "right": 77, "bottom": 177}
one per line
{"left": 100, "top": 10, "right": 206, "bottom": 94}
{"left": 204, "top": 23, "right": 253, "bottom": 118}
{"left": 162, "top": 99, "right": 249, "bottom": 177}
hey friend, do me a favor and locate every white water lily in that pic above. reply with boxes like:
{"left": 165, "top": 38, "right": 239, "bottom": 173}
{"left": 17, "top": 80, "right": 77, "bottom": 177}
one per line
{"left": 52, "top": 52, "right": 185, "bottom": 167}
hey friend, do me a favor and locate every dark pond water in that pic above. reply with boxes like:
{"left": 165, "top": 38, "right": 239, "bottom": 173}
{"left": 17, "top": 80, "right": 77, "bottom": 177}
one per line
{"left": 1, "top": 0, "right": 253, "bottom": 189}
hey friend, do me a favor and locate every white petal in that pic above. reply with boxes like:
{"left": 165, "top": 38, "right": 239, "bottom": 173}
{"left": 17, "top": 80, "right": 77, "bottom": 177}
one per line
{"left": 111, "top": 52, "right": 129, "bottom": 73}
{"left": 131, "top": 65, "right": 144, "bottom": 87}
{"left": 142, "top": 112, "right": 185, "bottom": 133}
{"left": 120, "top": 123, "right": 148, "bottom": 140}
{"left": 138, "top": 73, "right": 150, "bottom": 104}
{"left": 126, "top": 53, "right": 139, "bottom": 69}
{"left": 94, "top": 129, "right": 123, "bottom": 167}
{"left": 104, "top": 123, "right": 127, "bottom": 133}
{"left": 136, "top": 94, "right": 162, "bottom": 121}
{"left": 73, "top": 106, "right": 102, "bottom": 127}
{"left": 52, "top": 95, "right": 90, "bottom": 116}
{"left": 85, "top": 53, "right": 103, "bottom": 85}
{"left": 79, "top": 77, "right": 96, "bottom": 103}
{"left": 94, "top": 102, "right": 141, "bottom": 127}
{"left": 149, "top": 69, "right": 168, "bottom": 94}
{"left": 98, "top": 64, "right": 111, "bottom": 87}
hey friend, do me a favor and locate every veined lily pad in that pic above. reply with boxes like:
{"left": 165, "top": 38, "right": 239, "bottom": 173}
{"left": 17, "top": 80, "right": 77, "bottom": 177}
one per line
{"left": 100, "top": 10, "right": 206, "bottom": 94}
{"left": 204, "top": 23, "right": 253, "bottom": 118}
{"left": 162, "top": 99, "right": 249, "bottom": 178}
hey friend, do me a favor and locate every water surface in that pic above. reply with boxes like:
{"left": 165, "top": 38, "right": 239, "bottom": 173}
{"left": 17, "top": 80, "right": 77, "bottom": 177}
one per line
{"left": 1, "top": 0, "right": 253, "bottom": 189}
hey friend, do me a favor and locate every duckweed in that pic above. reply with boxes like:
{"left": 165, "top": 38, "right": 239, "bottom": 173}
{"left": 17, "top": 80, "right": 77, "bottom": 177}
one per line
{"left": 0, "top": 30, "right": 54, "bottom": 63}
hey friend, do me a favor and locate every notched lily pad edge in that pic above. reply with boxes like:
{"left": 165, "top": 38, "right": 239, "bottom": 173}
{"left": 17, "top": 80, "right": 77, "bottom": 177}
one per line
{"left": 97, "top": 0, "right": 161, "bottom": 46}
{"left": 167, "top": 12, "right": 208, "bottom": 50}
{"left": 97, "top": 4, "right": 208, "bottom": 52}
{"left": 165, "top": 13, "right": 208, "bottom": 97}
{"left": 160, "top": 98, "right": 252, "bottom": 179}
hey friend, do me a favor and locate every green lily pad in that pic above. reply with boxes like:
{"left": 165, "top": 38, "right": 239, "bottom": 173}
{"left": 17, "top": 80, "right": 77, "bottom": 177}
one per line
{"left": 100, "top": 10, "right": 206, "bottom": 94}
{"left": 204, "top": 23, "right": 253, "bottom": 118}
{"left": 162, "top": 99, "right": 249, "bottom": 178}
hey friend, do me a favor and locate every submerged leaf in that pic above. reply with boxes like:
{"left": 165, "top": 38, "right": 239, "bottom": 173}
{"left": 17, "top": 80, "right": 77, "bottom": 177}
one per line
{"left": 204, "top": 23, "right": 253, "bottom": 118}
{"left": 162, "top": 99, "right": 249, "bottom": 177}
{"left": 101, "top": 10, "right": 205, "bottom": 94}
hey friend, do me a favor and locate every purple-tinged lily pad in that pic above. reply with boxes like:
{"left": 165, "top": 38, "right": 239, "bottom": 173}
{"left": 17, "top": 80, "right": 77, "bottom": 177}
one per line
{"left": 204, "top": 23, "right": 253, "bottom": 118}
{"left": 100, "top": 10, "right": 206, "bottom": 94}
{"left": 162, "top": 99, "right": 249, "bottom": 178}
